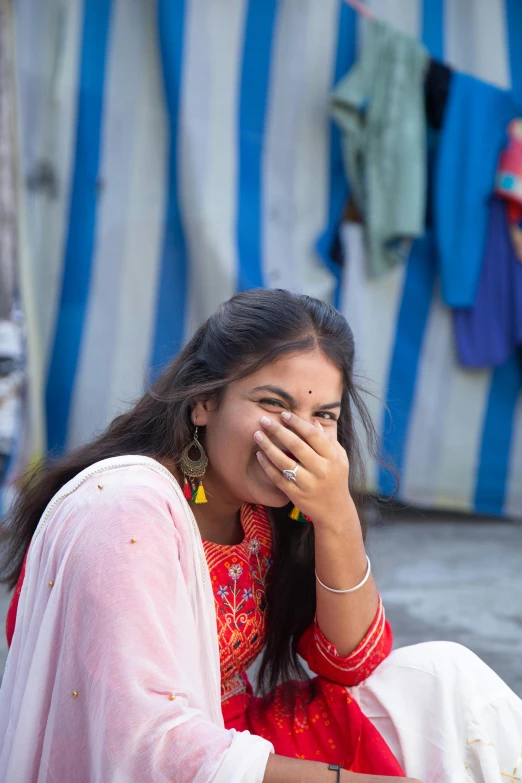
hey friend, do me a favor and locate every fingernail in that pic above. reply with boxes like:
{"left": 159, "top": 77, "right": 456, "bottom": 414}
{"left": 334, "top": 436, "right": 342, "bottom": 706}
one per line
{"left": 256, "top": 451, "right": 265, "bottom": 460}
{"left": 281, "top": 412, "right": 292, "bottom": 421}
{"left": 254, "top": 431, "right": 264, "bottom": 442}
{"left": 260, "top": 416, "right": 272, "bottom": 427}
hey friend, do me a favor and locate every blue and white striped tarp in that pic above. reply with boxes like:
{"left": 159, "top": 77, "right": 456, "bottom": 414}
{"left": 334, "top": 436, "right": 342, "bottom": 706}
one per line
{"left": 12, "top": 0, "right": 522, "bottom": 518}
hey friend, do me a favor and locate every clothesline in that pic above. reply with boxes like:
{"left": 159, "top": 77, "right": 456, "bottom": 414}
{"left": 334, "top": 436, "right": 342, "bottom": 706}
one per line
{"left": 342, "top": 0, "right": 376, "bottom": 22}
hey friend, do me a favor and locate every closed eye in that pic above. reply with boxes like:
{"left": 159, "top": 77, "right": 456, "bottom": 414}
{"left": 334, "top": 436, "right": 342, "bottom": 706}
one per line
{"left": 260, "top": 399, "right": 338, "bottom": 421}
{"left": 259, "top": 398, "right": 287, "bottom": 409}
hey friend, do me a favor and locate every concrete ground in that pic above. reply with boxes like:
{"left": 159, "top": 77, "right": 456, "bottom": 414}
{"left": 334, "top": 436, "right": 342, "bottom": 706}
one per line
{"left": 367, "top": 514, "right": 522, "bottom": 697}
{"left": 1, "top": 515, "right": 521, "bottom": 696}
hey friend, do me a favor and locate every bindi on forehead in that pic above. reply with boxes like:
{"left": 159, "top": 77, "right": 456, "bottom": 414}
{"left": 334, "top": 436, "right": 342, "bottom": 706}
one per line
{"left": 309, "top": 390, "right": 312, "bottom": 394}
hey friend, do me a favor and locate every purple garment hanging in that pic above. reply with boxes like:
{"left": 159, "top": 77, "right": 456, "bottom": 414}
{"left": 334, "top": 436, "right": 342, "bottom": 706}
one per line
{"left": 454, "top": 198, "right": 522, "bottom": 368}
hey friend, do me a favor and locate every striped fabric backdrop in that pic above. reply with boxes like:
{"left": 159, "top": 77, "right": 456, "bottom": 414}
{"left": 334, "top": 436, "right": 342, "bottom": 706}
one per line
{"left": 11, "top": 0, "right": 522, "bottom": 518}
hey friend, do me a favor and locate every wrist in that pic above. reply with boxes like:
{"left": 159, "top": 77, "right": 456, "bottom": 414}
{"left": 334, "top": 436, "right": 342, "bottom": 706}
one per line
{"left": 313, "top": 496, "right": 359, "bottom": 534}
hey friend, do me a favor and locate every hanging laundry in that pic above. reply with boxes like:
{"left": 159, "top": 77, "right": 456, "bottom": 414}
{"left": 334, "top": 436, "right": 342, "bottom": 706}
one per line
{"left": 327, "top": 56, "right": 451, "bottom": 272}
{"left": 424, "top": 59, "right": 452, "bottom": 131}
{"left": 454, "top": 198, "right": 522, "bottom": 368}
{"left": 495, "top": 118, "right": 522, "bottom": 261}
{"left": 435, "top": 73, "right": 521, "bottom": 308}
{"left": 330, "top": 19, "right": 429, "bottom": 278}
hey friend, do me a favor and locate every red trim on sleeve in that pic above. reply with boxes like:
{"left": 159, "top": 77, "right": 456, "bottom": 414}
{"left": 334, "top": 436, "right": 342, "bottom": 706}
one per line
{"left": 298, "top": 596, "right": 393, "bottom": 686}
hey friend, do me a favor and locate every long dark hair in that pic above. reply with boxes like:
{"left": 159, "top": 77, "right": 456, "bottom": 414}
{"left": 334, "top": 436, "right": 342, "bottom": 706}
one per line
{"left": 1, "top": 288, "right": 383, "bottom": 702}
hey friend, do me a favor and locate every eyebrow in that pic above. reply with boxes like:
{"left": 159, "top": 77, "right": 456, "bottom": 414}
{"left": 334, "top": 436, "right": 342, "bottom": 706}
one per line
{"left": 251, "top": 384, "right": 342, "bottom": 411}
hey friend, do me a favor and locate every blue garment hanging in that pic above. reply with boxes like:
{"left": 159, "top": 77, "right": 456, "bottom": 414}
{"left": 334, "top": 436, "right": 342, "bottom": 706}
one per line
{"left": 454, "top": 198, "right": 522, "bottom": 368}
{"left": 435, "top": 72, "right": 520, "bottom": 308}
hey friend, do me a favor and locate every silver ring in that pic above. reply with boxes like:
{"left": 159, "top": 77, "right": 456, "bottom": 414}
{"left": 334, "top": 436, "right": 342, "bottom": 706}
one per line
{"left": 282, "top": 463, "right": 300, "bottom": 483}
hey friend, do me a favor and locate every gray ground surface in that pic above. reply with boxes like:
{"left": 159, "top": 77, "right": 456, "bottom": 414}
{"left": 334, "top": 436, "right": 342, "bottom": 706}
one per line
{"left": 367, "top": 515, "right": 522, "bottom": 696}
{"left": 1, "top": 515, "right": 521, "bottom": 695}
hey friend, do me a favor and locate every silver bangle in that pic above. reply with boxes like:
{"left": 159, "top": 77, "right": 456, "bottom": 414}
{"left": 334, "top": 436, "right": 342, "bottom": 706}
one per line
{"left": 315, "top": 555, "right": 371, "bottom": 594}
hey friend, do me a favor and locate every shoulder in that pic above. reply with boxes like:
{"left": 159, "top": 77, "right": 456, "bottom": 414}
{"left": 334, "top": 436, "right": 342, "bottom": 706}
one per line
{"left": 63, "top": 456, "right": 180, "bottom": 503}
{"left": 42, "top": 458, "right": 190, "bottom": 552}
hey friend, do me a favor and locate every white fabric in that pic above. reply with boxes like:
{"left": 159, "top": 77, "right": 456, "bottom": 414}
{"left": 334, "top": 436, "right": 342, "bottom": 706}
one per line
{"left": 0, "top": 456, "right": 273, "bottom": 783}
{"left": 349, "top": 641, "right": 522, "bottom": 782}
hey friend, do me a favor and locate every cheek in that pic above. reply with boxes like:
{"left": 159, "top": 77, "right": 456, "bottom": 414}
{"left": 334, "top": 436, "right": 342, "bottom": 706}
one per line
{"left": 232, "top": 415, "right": 260, "bottom": 454}
{"left": 208, "top": 412, "right": 258, "bottom": 463}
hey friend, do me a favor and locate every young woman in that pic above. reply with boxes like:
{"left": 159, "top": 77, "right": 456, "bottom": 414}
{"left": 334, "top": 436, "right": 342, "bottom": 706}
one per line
{"left": 0, "top": 289, "right": 521, "bottom": 783}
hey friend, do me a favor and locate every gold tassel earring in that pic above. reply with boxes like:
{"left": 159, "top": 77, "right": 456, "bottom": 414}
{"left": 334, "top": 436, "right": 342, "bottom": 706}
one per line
{"left": 181, "top": 425, "right": 209, "bottom": 504}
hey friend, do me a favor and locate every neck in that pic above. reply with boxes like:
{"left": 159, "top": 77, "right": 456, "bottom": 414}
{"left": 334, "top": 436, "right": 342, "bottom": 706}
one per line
{"left": 162, "top": 459, "right": 244, "bottom": 545}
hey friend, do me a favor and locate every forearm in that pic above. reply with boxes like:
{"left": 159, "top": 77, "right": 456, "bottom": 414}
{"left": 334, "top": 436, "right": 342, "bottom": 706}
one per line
{"left": 263, "top": 756, "right": 339, "bottom": 783}
{"left": 263, "top": 755, "right": 415, "bottom": 783}
{"left": 314, "top": 496, "right": 379, "bottom": 656}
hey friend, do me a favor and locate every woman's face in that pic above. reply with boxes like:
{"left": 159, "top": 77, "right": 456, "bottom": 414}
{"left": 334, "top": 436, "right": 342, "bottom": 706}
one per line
{"left": 193, "top": 349, "right": 343, "bottom": 508}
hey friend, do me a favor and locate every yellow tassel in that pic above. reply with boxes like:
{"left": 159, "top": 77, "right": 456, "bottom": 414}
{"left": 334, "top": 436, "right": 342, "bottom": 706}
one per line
{"left": 194, "top": 481, "right": 208, "bottom": 504}
{"left": 289, "top": 505, "right": 301, "bottom": 520}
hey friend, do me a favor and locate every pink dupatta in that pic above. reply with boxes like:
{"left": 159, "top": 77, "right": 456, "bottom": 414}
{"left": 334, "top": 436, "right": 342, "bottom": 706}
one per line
{"left": 0, "top": 457, "right": 273, "bottom": 782}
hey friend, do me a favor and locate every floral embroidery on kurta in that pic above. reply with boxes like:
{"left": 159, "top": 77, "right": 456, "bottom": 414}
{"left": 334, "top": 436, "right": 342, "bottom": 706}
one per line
{"left": 202, "top": 504, "right": 273, "bottom": 700}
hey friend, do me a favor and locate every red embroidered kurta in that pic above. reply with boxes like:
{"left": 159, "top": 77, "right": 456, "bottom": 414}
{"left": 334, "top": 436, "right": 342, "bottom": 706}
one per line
{"left": 7, "top": 504, "right": 404, "bottom": 775}
{"left": 202, "top": 504, "right": 404, "bottom": 774}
